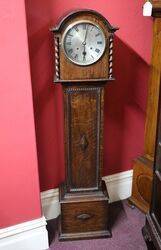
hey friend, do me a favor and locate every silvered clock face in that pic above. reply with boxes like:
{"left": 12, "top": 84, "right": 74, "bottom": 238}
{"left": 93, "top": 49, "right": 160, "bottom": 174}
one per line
{"left": 62, "top": 21, "right": 106, "bottom": 66}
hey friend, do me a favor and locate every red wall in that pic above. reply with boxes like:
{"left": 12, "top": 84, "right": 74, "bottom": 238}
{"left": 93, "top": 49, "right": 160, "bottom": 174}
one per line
{"left": 25, "top": 0, "right": 153, "bottom": 191}
{"left": 0, "top": 0, "right": 41, "bottom": 228}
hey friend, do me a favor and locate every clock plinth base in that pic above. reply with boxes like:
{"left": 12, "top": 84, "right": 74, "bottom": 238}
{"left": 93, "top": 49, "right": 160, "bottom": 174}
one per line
{"left": 59, "top": 227, "right": 111, "bottom": 241}
{"left": 59, "top": 181, "right": 111, "bottom": 241}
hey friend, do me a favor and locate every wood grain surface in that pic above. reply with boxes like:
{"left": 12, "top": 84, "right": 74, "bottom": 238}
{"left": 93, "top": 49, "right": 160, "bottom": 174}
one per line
{"left": 63, "top": 86, "right": 104, "bottom": 192}
{"left": 52, "top": 10, "right": 117, "bottom": 82}
{"left": 61, "top": 200, "right": 108, "bottom": 233}
{"left": 144, "top": 19, "right": 161, "bottom": 160}
{"left": 142, "top": 58, "right": 161, "bottom": 249}
{"left": 130, "top": 15, "right": 161, "bottom": 213}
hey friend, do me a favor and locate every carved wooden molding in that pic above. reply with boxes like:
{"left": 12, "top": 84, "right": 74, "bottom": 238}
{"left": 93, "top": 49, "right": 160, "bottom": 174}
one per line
{"left": 109, "top": 35, "right": 114, "bottom": 79}
{"left": 65, "top": 87, "right": 100, "bottom": 93}
{"left": 152, "top": 0, "right": 161, "bottom": 17}
{"left": 51, "top": 9, "right": 118, "bottom": 33}
{"left": 80, "top": 134, "right": 89, "bottom": 152}
{"left": 54, "top": 36, "right": 60, "bottom": 81}
{"left": 76, "top": 213, "right": 93, "bottom": 220}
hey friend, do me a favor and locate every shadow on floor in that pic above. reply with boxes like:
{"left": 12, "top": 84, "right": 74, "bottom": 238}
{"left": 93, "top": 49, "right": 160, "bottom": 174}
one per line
{"left": 108, "top": 201, "right": 126, "bottom": 229}
{"left": 46, "top": 217, "right": 59, "bottom": 245}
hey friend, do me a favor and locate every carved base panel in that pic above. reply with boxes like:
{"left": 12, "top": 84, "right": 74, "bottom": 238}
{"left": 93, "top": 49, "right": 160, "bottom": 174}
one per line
{"left": 129, "top": 156, "right": 153, "bottom": 213}
{"left": 59, "top": 181, "right": 111, "bottom": 241}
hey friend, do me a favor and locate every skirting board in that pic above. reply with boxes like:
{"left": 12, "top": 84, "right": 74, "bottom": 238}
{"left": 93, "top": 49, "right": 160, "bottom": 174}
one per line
{"left": 41, "top": 170, "right": 133, "bottom": 221}
{"left": 103, "top": 170, "right": 133, "bottom": 202}
{"left": 0, "top": 217, "right": 49, "bottom": 250}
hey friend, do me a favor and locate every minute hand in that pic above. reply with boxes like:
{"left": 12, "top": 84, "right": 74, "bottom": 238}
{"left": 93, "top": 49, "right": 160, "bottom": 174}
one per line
{"left": 82, "top": 25, "right": 89, "bottom": 44}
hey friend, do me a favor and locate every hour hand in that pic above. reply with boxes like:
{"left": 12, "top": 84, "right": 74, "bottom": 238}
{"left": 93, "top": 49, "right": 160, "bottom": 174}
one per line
{"left": 83, "top": 54, "right": 86, "bottom": 61}
{"left": 82, "top": 46, "right": 87, "bottom": 60}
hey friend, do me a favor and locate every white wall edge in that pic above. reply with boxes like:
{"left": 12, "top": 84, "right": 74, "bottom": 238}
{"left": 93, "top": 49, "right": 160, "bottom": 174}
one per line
{"left": 0, "top": 216, "right": 49, "bottom": 250}
{"left": 41, "top": 170, "right": 133, "bottom": 221}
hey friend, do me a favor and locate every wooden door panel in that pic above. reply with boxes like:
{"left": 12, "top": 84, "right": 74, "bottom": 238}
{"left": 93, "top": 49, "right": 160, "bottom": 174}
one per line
{"left": 61, "top": 200, "right": 108, "bottom": 233}
{"left": 64, "top": 86, "right": 104, "bottom": 191}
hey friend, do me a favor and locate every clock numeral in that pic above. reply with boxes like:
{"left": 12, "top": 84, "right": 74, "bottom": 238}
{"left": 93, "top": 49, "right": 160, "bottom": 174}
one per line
{"left": 95, "top": 48, "right": 100, "bottom": 53}
{"left": 67, "top": 33, "right": 73, "bottom": 37}
{"left": 83, "top": 24, "right": 86, "bottom": 30}
{"left": 74, "top": 54, "right": 78, "bottom": 59}
{"left": 68, "top": 49, "right": 73, "bottom": 54}
{"left": 97, "top": 41, "right": 102, "bottom": 44}
{"left": 90, "top": 26, "right": 94, "bottom": 32}
{"left": 91, "top": 55, "right": 94, "bottom": 60}
{"left": 75, "top": 26, "right": 79, "bottom": 32}
{"left": 66, "top": 42, "right": 72, "bottom": 46}
{"left": 95, "top": 33, "right": 101, "bottom": 37}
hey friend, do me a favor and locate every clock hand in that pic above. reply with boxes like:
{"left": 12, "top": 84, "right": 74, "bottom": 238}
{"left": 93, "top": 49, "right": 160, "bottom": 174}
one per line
{"left": 82, "top": 24, "right": 89, "bottom": 60}
{"left": 82, "top": 45, "right": 87, "bottom": 60}
{"left": 82, "top": 24, "right": 89, "bottom": 45}
{"left": 82, "top": 46, "right": 87, "bottom": 61}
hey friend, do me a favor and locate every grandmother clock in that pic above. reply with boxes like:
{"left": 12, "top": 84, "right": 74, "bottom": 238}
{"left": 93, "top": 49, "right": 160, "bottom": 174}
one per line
{"left": 51, "top": 10, "right": 118, "bottom": 241}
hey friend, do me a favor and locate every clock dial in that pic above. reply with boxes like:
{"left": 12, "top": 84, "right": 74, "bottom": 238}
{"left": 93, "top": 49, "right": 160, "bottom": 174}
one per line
{"left": 62, "top": 21, "right": 106, "bottom": 66}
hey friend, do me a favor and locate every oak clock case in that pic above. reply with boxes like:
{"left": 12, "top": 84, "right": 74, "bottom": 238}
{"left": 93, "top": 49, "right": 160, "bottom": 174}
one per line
{"left": 51, "top": 10, "right": 118, "bottom": 241}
